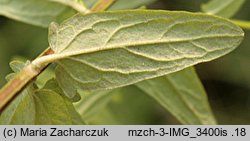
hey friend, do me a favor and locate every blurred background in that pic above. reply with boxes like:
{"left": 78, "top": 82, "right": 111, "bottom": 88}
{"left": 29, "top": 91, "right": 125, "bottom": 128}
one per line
{"left": 0, "top": 0, "right": 250, "bottom": 124}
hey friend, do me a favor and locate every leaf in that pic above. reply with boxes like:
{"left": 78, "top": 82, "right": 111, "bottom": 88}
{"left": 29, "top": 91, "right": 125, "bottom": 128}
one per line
{"left": 0, "top": 0, "right": 67, "bottom": 27}
{"left": 136, "top": 67, "right": 217, "bottom": 124}
{"left": 201, "top": 0, "right": 245, "bottom": 18}
{"left": 74, "top": 89, "right": 115, "bottom": 119}
{"left": 34, "top": 79, "right": 84, "bottom": 124}
{"left": 0, "top": 85, "right": 36, "bottom": 124}
{"left": 0, "top": 0, "right": 87, "bottom": 27}
{"left": 41, "top": 10, "right": 244, "bottom": 98}
{"left": 33, "top": 89, "right": 83, "bottom": 124}
{"left": 0, "top": 60, "right": 84, "bottom": 124}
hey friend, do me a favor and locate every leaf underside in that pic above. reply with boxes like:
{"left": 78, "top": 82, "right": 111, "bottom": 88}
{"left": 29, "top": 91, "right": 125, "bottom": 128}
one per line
{"left": 47, "top": 10, "right": 244, "bottom": 98}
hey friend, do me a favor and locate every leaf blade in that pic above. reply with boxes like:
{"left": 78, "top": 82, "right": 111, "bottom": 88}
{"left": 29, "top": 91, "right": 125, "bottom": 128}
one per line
{"left": 201, "top": 0, "right": 245, "bottom": 18}
{"left": 41, "top": 10, "right": 244, "bottom": 98}
{"left": 0, "top": 0, "right": 67, "bottom": 27}
{"left": 136, "top": 67, "right": 216, "bottom": 124}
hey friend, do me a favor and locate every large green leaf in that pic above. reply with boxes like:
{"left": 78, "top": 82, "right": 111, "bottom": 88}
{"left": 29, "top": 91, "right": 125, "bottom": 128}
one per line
{"left": 0, "top": 0, "right": 88, "bottom": 27}
{"left": 136, "top": 67, "right": 216, "bottom": 124}
{"left": 202, "top": 0, "right": 245, "bottom": 18}
{"left": 37, "top": 10, "right": 244, "bottom": 98}
{"left": 0, "top": 61, "right": 84, "bottom": 124}
{"left": 0, "top": 0, "right": 67, "bottom": 27}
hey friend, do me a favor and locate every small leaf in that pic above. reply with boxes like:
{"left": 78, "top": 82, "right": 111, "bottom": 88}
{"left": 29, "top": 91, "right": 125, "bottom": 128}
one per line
{"left": 33, "top": 89, "right": 83, "bottom": 124}
{"left": 202, "top": 0, "right": 245, "bottom": 18}
{"left": 136, "top": 67, "right": 217, "bottom": 124}
{"left": 35, "top": 79, "right": 84, "bottom": 124}
{"left": 41, "top": 10, "right": 244, "bottom": 98}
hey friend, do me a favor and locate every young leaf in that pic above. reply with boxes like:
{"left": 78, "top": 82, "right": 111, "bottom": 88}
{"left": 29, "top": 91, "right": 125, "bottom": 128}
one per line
{"left": 34, "top": 10, "right": 244, "bottom": 98}
{"left": 136, "top": 67, "right": 217, "bottom": 124}
{"left": 33, "top": 89, "right": 83, "bottom": 125}
{"left": 202, "top": 0, "right": 245, "bottom": 18}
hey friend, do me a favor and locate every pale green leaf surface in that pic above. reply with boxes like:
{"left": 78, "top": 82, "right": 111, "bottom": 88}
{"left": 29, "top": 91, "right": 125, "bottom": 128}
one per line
{"left": 202, "top": 0, "right": 245, "bottom": 18}
{"left": 136, "top": 67, "right": 216, "bottom": 124}
{"left": 0, "top": 0, "right": 67, "bottom": 27}
{"left": 43, "top": 10, "right": 244, "bottom": 98}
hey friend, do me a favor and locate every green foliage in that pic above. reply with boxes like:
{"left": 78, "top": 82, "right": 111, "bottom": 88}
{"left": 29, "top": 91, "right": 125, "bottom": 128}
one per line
{"left": 202, "top": 0, "right": 245, "bottom": 18}
{"left": 75, "top": 86, "right": 162, "bottom": 124}
{"left": 75, "top": 67, "right": 216, "bottom": 124}
{"left": 0, "top": 61, "right": 84, "bottom": 125}
{"left": 0, "top": 0, "right": 67, "bottom": 27}
{"left": 136, "top": 67, "right": 216, "bottom": 124}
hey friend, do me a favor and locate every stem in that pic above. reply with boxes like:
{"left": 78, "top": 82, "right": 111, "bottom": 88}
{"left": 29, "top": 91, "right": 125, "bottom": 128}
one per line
{"left": 50, "top": 0, "right": 90, "bottom": 14}
{"left": 231, "top": 19, "right": 250, "bottom": 30}
{"left": 0, "top": 64, "right": 40, "bottom": 112}
{"left": 0, "top": 48, "right": 53, "bottom": 112}
{"left": 91, "top": 0, "right": 116, "bottom": 12}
